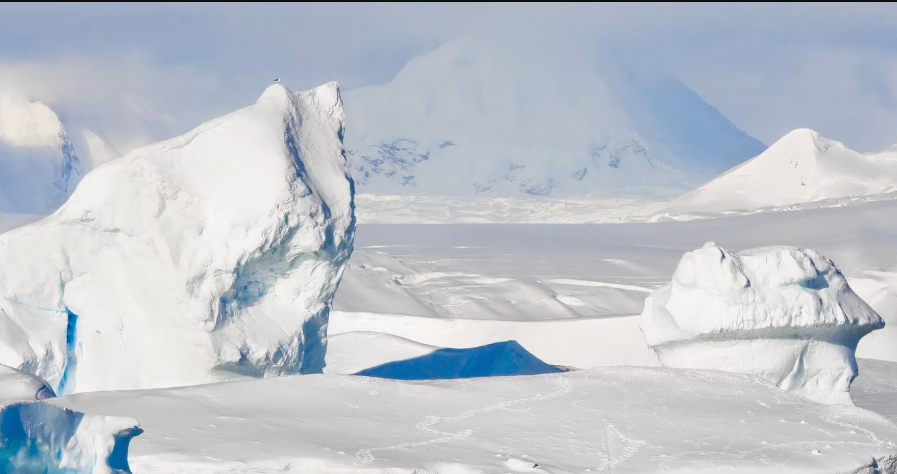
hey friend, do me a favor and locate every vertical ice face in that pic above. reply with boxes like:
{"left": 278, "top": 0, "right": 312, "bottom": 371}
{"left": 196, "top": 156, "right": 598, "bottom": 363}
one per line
{"left": 0, "top": 94, "right": 84, "bottom": 214}
{"left": 640, "top": 242, "right": 884, "bottom": 405}
{"left": 0, "top": 82, "right": 355, "bottom": 393}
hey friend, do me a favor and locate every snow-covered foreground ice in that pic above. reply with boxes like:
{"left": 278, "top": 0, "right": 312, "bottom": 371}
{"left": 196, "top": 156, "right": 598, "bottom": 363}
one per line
{"left": 54, "top": 369, "right": 897, "bottom": 474}
{"left": 334, "top": 198, "right": 897, "bottom": 364}
{"left": 0, "top": 82, "right": 355, "bottom": 394}
{"left": 641, "top": 243, "right": 883, "bottom": 405}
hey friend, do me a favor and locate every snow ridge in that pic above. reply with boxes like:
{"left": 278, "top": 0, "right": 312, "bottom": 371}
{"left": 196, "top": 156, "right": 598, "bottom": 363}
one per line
{"left": 668, "top": 128, "right": 897, "bottom": 213}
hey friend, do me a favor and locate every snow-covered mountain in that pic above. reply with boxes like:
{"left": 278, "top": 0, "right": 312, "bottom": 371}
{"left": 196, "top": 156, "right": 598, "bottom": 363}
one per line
{"left": 342, "top": 37, "right": 767, "bottom": 197}
{"left": 0, "top": 94, "right": 122, "bottom": 216}
{"left": 0, "top": 94, "right": 85, "bottom": 214}
{"left": 667, "top": 128, "right": 897, "bottom": 213}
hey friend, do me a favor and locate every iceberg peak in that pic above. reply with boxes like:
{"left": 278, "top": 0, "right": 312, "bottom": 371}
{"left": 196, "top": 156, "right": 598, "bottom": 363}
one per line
{"left": 0, "top": 81, "right": 355, "bottom": 393}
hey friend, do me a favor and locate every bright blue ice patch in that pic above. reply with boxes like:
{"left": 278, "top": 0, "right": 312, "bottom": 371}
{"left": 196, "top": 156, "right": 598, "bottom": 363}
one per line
{"left": 0, "top": 402, "right": 140, "bottom": 474}
{"left": 355, "top": 340, "right": 563, "bottom": 380}
{"left": 57, "top": 309, "right": 78, "bottom": 395}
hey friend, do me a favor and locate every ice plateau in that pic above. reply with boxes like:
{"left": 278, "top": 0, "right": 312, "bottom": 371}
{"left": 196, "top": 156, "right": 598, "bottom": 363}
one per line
{"left": 640, "top": 242, "right": 884, "bottom": 405}
{"left": 0, "top": 82, "right": 355, "bottom": 394}
{"left": 342, "top": 36, "right": 766, "bottom": 198}
{"left": 666, "top": 128, "right": 897, "bottom": 214}
{"left": 0, "top": 93, "right": 84, "bottom": 215}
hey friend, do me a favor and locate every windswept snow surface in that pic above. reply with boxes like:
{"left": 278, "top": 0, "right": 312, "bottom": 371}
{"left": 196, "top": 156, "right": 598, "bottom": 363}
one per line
{"left": 0, "top": 82, "right": 355, "bottom": 394}
{"left": 334, "top": 199, "right": 897, "bottom": 368}
{"left": 343, "top": 37, "right": 765, "bottom": 198}
{"left": 0, "top": 94, "right": 84, "bottom": 214}
{"left": 0, "top": 401, "right": 140, "bottom": 474}
{"left": 54, "top": 369, "right": 897, "bottom": 474}
{"left": 666, "top": 129, "right": 897, "bottom": 215}
{"left": 640, "top": 243, "right": 884, "bottom": 405}
{"left": 354, "top": 194, "right": 664, "bottom": 224}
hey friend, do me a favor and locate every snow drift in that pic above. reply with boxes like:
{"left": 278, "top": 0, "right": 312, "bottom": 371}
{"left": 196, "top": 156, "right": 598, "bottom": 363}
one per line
{"left": 55, "top": 367, "right": 897, "bottom": 473}
{"left": 0, "top": 82, "right": 355, "bottom": 394}
{"left": 0, "top": 401, "right": 140, "bottom": 474}
{"left": 0, "top": 94, "right": 84, "bottom": 214}
{"left": 640, "top": 242, "right": 884, "bottom": 405}
{"left": 667, "top": 128, "right": 897, "bottom": 214}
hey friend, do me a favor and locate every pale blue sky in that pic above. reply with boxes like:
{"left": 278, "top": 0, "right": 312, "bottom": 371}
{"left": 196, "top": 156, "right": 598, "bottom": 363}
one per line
{"left": 1, "top": 2, "right": 896, "bottom": 153}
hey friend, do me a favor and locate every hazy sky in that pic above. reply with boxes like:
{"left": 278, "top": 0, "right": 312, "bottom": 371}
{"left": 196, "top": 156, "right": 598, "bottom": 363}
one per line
{"left": 1, "top": 3, "right": 896, "bottom": 153}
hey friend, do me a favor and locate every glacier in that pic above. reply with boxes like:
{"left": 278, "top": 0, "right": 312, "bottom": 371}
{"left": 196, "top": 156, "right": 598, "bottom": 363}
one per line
{"left": 342, "top": 36, "right": 767, "bottom": 198}
{"left": 640, "top": 242, "right": 884, "bottom": 405}
{"left": 0, "top": 82, "right": 355, "bottom": 394}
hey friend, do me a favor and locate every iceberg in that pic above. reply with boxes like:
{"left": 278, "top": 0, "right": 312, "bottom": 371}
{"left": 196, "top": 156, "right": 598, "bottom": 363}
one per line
{"left": 0, "top": 401, "right": 140, "bottom": 474}
{"left": 640, "top": 242, "right": 884, "bottom": 404}
{"left": 0, "top": 82, "right": 355, "bottom": 394}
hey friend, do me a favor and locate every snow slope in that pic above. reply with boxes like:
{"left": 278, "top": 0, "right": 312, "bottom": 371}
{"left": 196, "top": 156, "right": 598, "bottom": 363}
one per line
{"left": 667, "top": 129, "right": 897, "bottom": 214}
{"left": 0, "top": 82, "right": 355, "bottom": 394}
{"left": 641, "top": 243, "right": 883, "bottom": 405}
{"left": 55, "top": 369, "right": 897, "bottom": 473}
{"left": 0, "top": 94, "right": 84, "bottom": 214}
{"left": 342, "top": 37, "right": 766, "bottom": 198}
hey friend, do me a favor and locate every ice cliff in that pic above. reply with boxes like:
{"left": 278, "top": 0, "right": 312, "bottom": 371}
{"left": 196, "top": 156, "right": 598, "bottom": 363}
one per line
{"left": 0, "top": 82, "right": 355, "bottom": 394}
{"left": 640, "top": 242, "right": 884, "bottom": 404}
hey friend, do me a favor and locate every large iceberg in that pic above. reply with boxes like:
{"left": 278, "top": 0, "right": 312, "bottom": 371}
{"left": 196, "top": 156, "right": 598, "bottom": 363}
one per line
{"left": 640, "top": 242, "right": 884, "bottom": 405}
{"left": 0, "top": 82, "right": 355, "bottom": 394}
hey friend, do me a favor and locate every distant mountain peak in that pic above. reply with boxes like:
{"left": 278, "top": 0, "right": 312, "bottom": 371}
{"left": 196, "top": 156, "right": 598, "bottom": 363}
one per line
{"left": 342, "top": 37, "right": 766, "bottom": 198}
{"left": 667, "top": 128, "right": 897, "bottom": 213}
{"left": 0, "top": 93, "right": 84, "bottom": 214}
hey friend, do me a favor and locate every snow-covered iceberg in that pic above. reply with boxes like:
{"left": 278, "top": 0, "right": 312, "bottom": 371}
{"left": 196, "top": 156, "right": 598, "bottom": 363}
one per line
{"left": 640, "top": 242, "right": 884, "bottom": 405}
{"left": 0, "top": 82, "right": 355, "bottom": 394}
{"left": 0, "top": 401, "right": 140, "bottom": 474}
